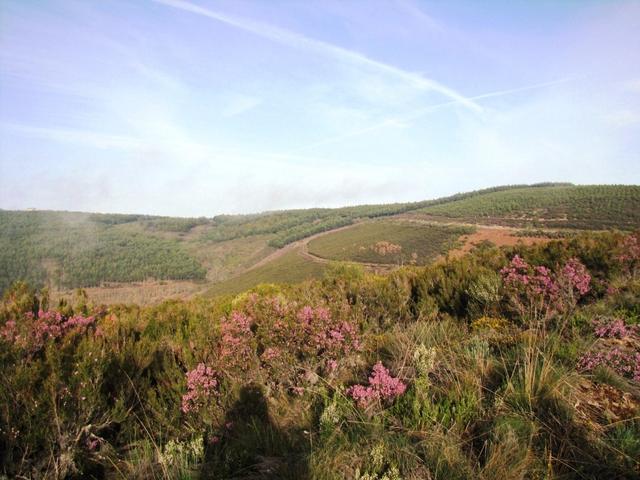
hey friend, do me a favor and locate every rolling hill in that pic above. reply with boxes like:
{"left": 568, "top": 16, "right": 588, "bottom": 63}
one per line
{"left": 1, "top": 183, "right": 639, "bottom": 301}
{"left": 411, "top": 184, "right": 640, "bottom": 229}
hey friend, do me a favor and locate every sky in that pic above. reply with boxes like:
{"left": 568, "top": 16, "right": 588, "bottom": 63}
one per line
{"left": 0, "top": 0, "right": 639, "bottom": 217}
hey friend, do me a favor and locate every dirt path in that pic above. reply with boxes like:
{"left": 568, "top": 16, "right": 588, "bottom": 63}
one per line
{"left": 243, "top": 223, "right": 364, "bottom": 272}
{"left": 251, "top": 219, "right": 554, "bottom": 272}
{"left": 298, "top": 237, "right": 395, "bottom": 271}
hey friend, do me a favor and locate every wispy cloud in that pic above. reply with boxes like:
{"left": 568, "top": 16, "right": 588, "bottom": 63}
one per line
{"left": 152, "top": 0, "right": 482, "bottom": 112}
{"left": 1, "top": 124, "right": 147, "bottom": 150}
{"left": 297, "top": 77, "right": 576, "bottom": 151}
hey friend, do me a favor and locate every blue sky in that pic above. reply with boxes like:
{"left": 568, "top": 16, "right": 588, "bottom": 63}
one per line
{"left": 1, "top": 0, "right": 639, "bottom": 216}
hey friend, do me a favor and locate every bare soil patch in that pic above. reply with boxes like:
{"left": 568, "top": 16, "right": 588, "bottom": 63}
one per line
{"left": 448, "top": 226, "right": 550, "bottom": 258}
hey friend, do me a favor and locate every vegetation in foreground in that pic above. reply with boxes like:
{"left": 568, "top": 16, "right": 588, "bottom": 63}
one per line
{"left": 1, "top": 230, "right": 640, "bottom": 479}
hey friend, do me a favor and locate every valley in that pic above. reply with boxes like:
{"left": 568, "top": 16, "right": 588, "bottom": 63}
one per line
{"left": 4, "top": 183, "right": 640, "bottom": 304}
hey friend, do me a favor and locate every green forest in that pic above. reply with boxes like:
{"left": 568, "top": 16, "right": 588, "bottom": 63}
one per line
{"left": 2, "top": 184, "right": 640, "bottom": 296}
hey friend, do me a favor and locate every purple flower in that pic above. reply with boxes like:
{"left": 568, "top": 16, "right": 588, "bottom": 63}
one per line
{"left": 181, "top": 363, "right": 219, "bottom": 413}
{"left": 347, "top": 362, "right": 406, "bottom": 408}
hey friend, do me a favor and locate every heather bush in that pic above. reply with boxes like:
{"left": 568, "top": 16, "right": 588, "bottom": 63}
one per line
{"left": 617, "top": 231, "right": 640, "bottom": 279}
{"left": 346, "top": 362, "right": 406, "bottom": 410}
{"left": 2, "top": 231, "right": 640, "bottom": 478}
{"left": 501, "top": 254, "right": 591, "bottom": 326}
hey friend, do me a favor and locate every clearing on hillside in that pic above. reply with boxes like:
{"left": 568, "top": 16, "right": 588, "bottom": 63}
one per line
{"left": 307, "top": 221, "right": 473, "bottom": 265}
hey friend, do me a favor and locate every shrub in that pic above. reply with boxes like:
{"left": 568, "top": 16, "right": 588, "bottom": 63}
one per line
{"left": 181, "top": 363, "right": 220, "bottom": 414}
{"left": 347, "top": 362, "right": 406, "bottom": 410}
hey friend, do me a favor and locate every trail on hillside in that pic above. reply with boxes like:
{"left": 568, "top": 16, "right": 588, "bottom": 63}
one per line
{"left": 247, "top": 219, "right": 554, "bottom": 273}
{"left": 242, "top": 222, "right": 364, "bottom": 272}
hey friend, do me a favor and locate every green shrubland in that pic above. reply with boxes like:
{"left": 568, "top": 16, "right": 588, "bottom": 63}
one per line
{"left": 1, "top": 230, "right": 639, "bottom": 479}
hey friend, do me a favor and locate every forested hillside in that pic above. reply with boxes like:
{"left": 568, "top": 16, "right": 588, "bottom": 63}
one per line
{"left": 0, "top": 211, "right": 207, "bottom": 293}
{"left": 2, "top": 183, "right": 639, "bottom": 297}
{"left": 414, "top": 185, "right": 640, "bottom": 229}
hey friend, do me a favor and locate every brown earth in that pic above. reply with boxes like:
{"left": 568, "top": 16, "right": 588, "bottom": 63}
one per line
{"left": 447, "top": 226, "right": 551, "bottom": 259}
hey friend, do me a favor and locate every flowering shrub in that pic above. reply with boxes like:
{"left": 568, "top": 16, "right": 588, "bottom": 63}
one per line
{"left": 347, "top": 362, "right": 406, "bottom": 409}
{"left": 501, "top": 255, "right": 591, "bottom": 322}
{"left": 592, "top": 317, "right": 637, "bottom": 339}
{"left": 617, "top": 231, "right": 640, "bottom": 278}
{"left": 298, "top": 305, "right": 360, "bottom": 359}
{"left": 559, "top": 258, "right": 591, "bottom": 296}
{"left": 216, "top": 298, "right": 360, "bottom": 391}
{"left": 219, "top": 311, "right": 254, "bottom": 371}
{"left": 578, "top": 349, "right": 640, "bottom": 382}
{"left": 181, "top": 363, "right": 219, "bottom": 414}
{"left": 0, "top": 310, "right": 96, "bottom": 351}
{"left": 413, "top": 344, "right": 437, "bottom": 379}
{"left": 578, "top": 316, "right": 640, "bottom": 382}
{"left": 158, "top": 436, "right": 204, "bottom": 468}
{"left": 471, "top": 316, "right": 510, "bottom": 332}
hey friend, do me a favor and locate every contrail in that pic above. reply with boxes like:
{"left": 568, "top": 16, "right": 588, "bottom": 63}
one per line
{"left": 298, "top": 77, "right": 576, "bottom": 151}
{"left": 152, "top": 0, "right": 483, "bottom": 112}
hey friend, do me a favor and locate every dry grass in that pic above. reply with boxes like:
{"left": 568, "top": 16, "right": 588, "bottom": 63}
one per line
{"left": 51, "top": 280, "right": 205, "bottom": 305}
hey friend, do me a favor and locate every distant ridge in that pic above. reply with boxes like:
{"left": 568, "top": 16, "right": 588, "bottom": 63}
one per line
{"left": 1, "top": 183, "right": 638, "bottom": 295}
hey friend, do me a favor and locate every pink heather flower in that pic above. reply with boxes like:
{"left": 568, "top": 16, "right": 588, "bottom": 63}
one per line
{"left": 501, "top": 255, "right": 592, "bottom": 321}
{"left": 291, "top": 386, "right": 305, "bottom": 396}
{"left": 181, "top": 363, "right": 219, "bottom": 414}
{"left": 297, "top": 306, "right": 330, "bottom": 325}
{"left": 261, "top": 347, "right": 280, "bottom": 362}
{"left": 617, "top": 232, "right": 640, "bottom": 276}
{"left": 267, "top": 296, "right": 289, "bottom": 317}
{"left": 347, "top": 384, "right": 375, "bottom": 409}
{"left": 0, "top": 320, "right": 17, "bottom": 342}
{"left": 368, "top": 362, "right": 407, "bottom": 398}
{"left": 500, "top": 255, "right": 530, "bottom": 287}
{"left": 347, "top": 362, "right": 406, "bottom": 408}
{"left": 592, "top": 318, "right": 636, "bottom": 339}
{"left": 326, "top": 359, "right": 338, "bottom": 373}
{"left": 296, "top": 306, "right": 360, "bottom": 359}
{"left": 578, "top": 349, "right": 640, "bottom": 382}
{"left": 560, "top": 258, "right": 591, "bottom": 296}
{"left": 219, "top": 311, "right": 254, "bottom": 367}
{"left": 3, "top": 310, "right": 97, "bottom": 351}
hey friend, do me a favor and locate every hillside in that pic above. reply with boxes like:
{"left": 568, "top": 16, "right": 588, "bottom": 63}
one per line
{"left": 2, "top": 229, "right": 639, "bottom": 478}
{"left": 411, "top": 185, "right": 640, "bottom": 229}
{"left": 2, "top": 183, "right": 639, "bottom": 300}
{"left": 306, "top": 221, "right": 473, "bottom": 265}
